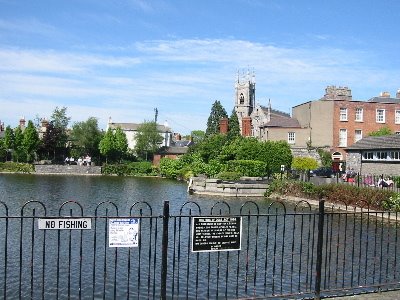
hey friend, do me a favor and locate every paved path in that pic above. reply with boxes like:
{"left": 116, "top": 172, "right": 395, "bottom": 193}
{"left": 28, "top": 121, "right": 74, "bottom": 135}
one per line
{"left": 327, "top": 290, "right": 400, "bottom": 299}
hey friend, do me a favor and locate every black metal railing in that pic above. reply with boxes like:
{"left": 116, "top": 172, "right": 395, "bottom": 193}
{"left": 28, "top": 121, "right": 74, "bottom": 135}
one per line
{"left": 0, "top": 199, "right": 400, "bottom": 299}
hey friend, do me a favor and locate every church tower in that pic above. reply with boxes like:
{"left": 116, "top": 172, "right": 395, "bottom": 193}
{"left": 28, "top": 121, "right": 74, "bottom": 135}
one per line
{"left": 235, "top": 69, "right": 256, "bottom": 134}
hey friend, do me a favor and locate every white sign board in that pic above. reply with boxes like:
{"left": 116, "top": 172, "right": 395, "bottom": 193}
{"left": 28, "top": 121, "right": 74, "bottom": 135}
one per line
{"left": 109, "top": 218, "right": 139, "bottom": 248}
{"left": 38, "top": 218, "right": 92, "bottom": 230}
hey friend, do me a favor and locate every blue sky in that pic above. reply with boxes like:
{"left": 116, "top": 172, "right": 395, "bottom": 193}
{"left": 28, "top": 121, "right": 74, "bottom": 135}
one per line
{"left": 1, "top": 0, "right": 400, "bottom": 134}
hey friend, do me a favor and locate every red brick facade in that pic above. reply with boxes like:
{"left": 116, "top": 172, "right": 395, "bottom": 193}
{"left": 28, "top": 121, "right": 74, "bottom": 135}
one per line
{"left": 219, "top": 118, "right": 229, "bottom": 134}
{"left": 332, "top": 100, "right": 400, "bottom": 156}
{"left": 241, "top": 117, "right": 252, "bottom": 137}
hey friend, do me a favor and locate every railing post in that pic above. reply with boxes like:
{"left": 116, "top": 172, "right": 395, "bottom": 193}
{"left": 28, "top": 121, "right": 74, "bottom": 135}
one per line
{"left": 161, "top": 201, "right": 170, "bottom": 300}
{"left": 315, "top": 199, "right": 325, "bottom": 300}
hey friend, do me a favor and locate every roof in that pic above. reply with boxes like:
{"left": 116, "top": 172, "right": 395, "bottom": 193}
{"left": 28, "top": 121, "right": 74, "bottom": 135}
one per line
{"left": 158, "top": 146, "right": 189, "bottom": 155}
{"left": 346, "top": 134, "right": 400, "bottom": 151}
{"left": 367, "top": 97, "right": 400, "bottom": 104}
{"left": 257, "top": 106, "right": 300, "bottom": 128}
{"left": 108, "top": 122, "right": 171, "bottom": 132}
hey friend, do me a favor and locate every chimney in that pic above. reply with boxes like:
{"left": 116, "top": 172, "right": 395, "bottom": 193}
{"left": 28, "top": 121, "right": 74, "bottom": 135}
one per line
{"left": 241, "top": 117, "right": 252, "bottom": 137}
{"left": 19, "top": 117, "right": 26, "bottom": 130}
{"left": 174, "top": 133, "right": 181, "bottom": 141}
{"left": 380, "top": 91, "right": 390, "bottom": 98}
{"left": 396, "top": 89, "right": 400, "bottom": 99}
{"left": 219, "top": 118, "right": 229, "bottom": 134}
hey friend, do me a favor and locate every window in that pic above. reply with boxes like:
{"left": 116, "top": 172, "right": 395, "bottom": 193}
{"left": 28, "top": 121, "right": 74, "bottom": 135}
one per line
{"left": 362, "top": 152, "right": 374, "bottom": 160}
{"left": 339, "top": 129, "right": 347, "bottom": 147}
{"left": 363, "top": 151, "right": 400, "bottom": 161}
{"left": 239, "top": 93, "right": 244, "bottom": 104}
{"left": 288, "top": 132, "right": 295, "bottom": 144}
{"left": 354, "top": 130, "right": 362, "bottom": 142}
{"left": 396, "top": 110, "right": 400, "bottom": 124}
{"left": 355, "top": 108, "right": 363, "bottom": 122}
{"left": 376, "top": 109, "right": 385, "bottom": 123}
{"left": 339, "top": 108, "right": 348, "bottom": 121}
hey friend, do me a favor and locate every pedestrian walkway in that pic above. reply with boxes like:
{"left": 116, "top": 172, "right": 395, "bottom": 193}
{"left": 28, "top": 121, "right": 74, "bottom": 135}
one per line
{"left": 326, "top": 290, "right": 400, "bottom": 299}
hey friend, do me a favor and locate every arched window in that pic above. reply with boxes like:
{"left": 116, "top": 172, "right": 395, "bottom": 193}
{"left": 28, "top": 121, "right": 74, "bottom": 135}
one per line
{"left": 239, "top": 93, "right": 244, "bottom": 104}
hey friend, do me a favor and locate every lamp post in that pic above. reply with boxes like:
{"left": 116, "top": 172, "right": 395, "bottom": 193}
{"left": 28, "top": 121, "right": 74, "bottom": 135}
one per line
{"left": 280, "top": 165, "right": 285, "bottom": 181}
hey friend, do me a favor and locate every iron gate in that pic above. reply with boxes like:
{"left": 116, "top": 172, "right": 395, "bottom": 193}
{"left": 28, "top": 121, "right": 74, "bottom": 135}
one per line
{"left": 1, "top": 199, "right": 400, "bottom": 299}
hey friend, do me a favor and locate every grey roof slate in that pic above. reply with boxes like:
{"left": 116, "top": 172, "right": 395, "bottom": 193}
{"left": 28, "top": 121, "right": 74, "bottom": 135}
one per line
{"left": 346, "top": 134, "right": 400, "bottom": 151}
{"left": 367, "top": 97, "right": 400, "bottom": 104}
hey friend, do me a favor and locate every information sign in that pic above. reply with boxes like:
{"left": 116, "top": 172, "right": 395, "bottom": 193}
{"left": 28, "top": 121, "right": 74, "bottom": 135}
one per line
{"left": 38, "top": 218, "right": 92, "bottom": 230}
{"left": 192, "top": 217, "right": 242, "bottom": 252}
{"left": 108, "top": 218, "right": 139, "bottom": 248}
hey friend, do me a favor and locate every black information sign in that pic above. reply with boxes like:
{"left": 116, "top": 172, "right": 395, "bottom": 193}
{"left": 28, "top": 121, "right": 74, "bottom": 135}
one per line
{"left": 191, "top": 217, "right": 242, "bottom": 252}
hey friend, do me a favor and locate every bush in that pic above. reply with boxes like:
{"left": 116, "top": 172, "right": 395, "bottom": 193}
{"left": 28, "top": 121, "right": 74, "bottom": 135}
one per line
{"left": 216, "top": 171, "right": 241, "bottom": 181}
{"left": 226, "top": 160, "right": 266, "bottom": 177}
{"left": 267, "top": 179, "right": 396, "bottom": 210}
{"left": 0, "top": 162, "right": 34, "bottom": 173}
{"left": 102, "top": 162, "right": 157, "bottom": 176}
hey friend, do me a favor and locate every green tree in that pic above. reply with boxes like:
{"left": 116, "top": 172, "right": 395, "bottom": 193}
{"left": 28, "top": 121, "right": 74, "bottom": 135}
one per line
{"left": 317, "top": 148, "right": 332, "bottom": 167}
{"left": 0, "top": 138, "right": 6, "bottom": 162}
{"left": 190, "top": 133, "right": 228, "bottom": 163}
{"left": 13, "top": 126, "right": 24, "bottom": 162}
{"left": 114, "top": 127, "right": 128, "bottom": 162}
{"left": 291, "top": 157, "right": 319, "bottom": 172}
{"left": 22, "top": 120, "right": 40, "bottom": 162}
{"left": 134, "top": 121, "right": 164, "bottom": 161}
{"left": 3, "top": 126, "right": 15, "bottom": 161}
{"left": 368, "top": 126, "right": 393, "bottom": 136}
{"left": 50, "top": 107, "right": 71, "bottom": 159}
{"left": 227, "top": 109, "right": 240, "bottom": 140}
{"left": 39, "top": 121, "right": 63, "bottom": 160}
{"left": 99, "top": 128, "right": 115, "bottom": 163}
{"left": 189, "top": 130, "right": 205, "bottom": 143}
{"left": 206, "top": 100, "right": 227, "bottom": 136}
{"left": 70, "top": 117, "right": 102, "bottom": 160}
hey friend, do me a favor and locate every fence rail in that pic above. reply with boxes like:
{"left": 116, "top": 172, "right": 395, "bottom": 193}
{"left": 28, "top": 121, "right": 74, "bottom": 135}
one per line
{"left": 1, "top": 199, "right": 400, "bottom": 299}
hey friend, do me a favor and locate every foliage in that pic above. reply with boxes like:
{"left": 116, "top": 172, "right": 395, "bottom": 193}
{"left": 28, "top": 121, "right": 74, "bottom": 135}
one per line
{"left": 50, "top": 106, "right": 70, "bottom": 158}
{"left": 0, "top": 162, "right": 34, "bottom": 173}
{"left": 159, "top": 157, "right": 183, "bottom": 179}
{"left": 190, "top": 133, "right": 228, "bottom": 163}
{"left": 382, "top": 193, "right": 400, "bottom": 212}
{"left": 13, "top": 126, "right": 25, "bottom": 162}
{"left": 99, "top": 128, "right": 115, "bottom": 163}
{"left": 226, "top": 160, "right": 266, "bottom": 177}
{"left": 102, "top": 162, "right": 157, "bottom": 176}
{"left": 22, "top": 120, "right": 41, "bottom": 162}
{"left": 291, "top": 157, "right": 318, "bottom": 171}
{"left": 266, "top": 179, "right": 396, "bottom": 210}
{"left": 216, "top": 171, "right": 241, "bottom": 181}
{"left": 205, "top": 100, "right": 227, "bottom": 136}
{"left": 0, "top": 139, "right": 6, "bottom": 161}
{"left": 114, "top": 127, "right": 128, "bottom": 162}
{"left": 39, "top": 121, "right": 63, "bottom": 161}
{"left": 227, "top": 109, "right": 240, "bottom": 140}
{"left": 368, "top": 126, "right": 393, "bottom": 136}
{"left": 189, "top": 130, "right": 205, "bottom": 143}
{"left": 134, "top": 120, "right": 164, "bottom": 161}
{"left": 70, "top": 117, "right": 103, "bottom": 160}
{"left": 317, "top": 148, "right": 332, "bottom": 167}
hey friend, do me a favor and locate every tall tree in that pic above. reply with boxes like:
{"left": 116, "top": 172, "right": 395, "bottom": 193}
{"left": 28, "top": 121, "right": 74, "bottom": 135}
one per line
{"left": 134, "top": 121, "right": 163, "bottom": 161}
{"left": 114, "top": 127, "right": 128, "bottom": 162}
{"left": 3, "top": 126, "right": 15, "bottom": 161}
{"left": 13, "top": 126, "right": 24, "bottom": 162}
{"left": 190, "top": 130, "right": 206, "bottom": 143}
{"left": 50, "top": 107, "right": 71, "bottom": 158}
{"left": 22, "top": 120, "right": 40, "bottom": 162}
{"left": 99, "top": 128, "right": 116, "bottom": 163}
{"left": 70, "top": 117, "right": 102, "bottom": 159}
{"left": 227, "top": 109, "right": 240, "bottom": 140}
{"left": 206, "top": 100, "right": 227, "bottom": 136}
{"left": 40, "top": 121, "right": 63, "bottom": 160}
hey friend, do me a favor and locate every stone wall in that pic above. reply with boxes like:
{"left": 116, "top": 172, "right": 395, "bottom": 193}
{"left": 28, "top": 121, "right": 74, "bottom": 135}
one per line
{"left": 35, "top": 165, "right": 102, "bottom": 175}
{"left": 188, "top": 177, "right": 269, "bottom": 197}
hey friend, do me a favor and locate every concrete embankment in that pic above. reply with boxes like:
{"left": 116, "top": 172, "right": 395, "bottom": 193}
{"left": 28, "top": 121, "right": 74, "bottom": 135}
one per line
{"left": 188, "top": 176, "right": 269, "bottom": 197}
{"left": 34, "top": 164, "right": 102, "bottom": 175}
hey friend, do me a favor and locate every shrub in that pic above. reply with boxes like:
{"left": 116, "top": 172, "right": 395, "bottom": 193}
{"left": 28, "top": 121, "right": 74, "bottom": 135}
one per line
{"left": 226, "top": 160, "right": 266, "bottom": 177}
{"left": 0, "top": 162, "right": 34, "bottom": 173}
{"left": 102, "top": 162, "right": 157, "bottom": 176}
{"left": 216, "top": 171, "right": 241, "bottom": 181}
{"left": 267, "top": 179, "right": 396, "bottom": 210}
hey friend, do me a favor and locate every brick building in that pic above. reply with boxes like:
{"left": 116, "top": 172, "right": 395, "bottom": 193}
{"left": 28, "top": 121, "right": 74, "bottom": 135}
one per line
{"left": 293, "top": 86, "right": 400, "bottom": 162}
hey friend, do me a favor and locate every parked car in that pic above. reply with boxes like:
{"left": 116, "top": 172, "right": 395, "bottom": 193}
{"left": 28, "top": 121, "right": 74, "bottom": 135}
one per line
{"left": 310, "top": 167, "right": 336, "bottom": 178}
